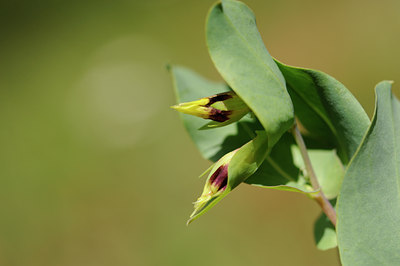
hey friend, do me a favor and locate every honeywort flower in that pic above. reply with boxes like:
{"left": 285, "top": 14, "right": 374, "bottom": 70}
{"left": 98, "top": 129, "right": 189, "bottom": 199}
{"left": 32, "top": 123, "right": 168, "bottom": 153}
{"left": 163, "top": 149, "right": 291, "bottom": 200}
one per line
{"left": 171, "top": 91, "right": 250, "bottom": 128}
{"left": 188, "top": 131, "right": 268, "bottom": 224}
{"left": 191, "top": 150, "right": 236, "bottom": 220}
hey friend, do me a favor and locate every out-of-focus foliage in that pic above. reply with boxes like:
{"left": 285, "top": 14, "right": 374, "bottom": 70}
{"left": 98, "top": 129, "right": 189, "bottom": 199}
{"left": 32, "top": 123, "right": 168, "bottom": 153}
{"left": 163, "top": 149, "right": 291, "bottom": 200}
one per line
{"left": 0, "top": 0, "right": 399, "bottom": 265}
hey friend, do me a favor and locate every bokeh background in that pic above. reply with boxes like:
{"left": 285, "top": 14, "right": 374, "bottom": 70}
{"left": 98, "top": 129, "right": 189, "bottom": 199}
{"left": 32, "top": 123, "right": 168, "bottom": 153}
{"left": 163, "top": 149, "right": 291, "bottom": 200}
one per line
{"left": 1, "top": 0, "right": 399, "bottom": 265}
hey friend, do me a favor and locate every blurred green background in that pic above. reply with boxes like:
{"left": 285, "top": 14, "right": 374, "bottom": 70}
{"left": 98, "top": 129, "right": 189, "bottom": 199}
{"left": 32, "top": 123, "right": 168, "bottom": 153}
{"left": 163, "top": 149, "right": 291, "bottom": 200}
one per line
{"left": 0, "top": 0, "right": 399, "bottom": 265}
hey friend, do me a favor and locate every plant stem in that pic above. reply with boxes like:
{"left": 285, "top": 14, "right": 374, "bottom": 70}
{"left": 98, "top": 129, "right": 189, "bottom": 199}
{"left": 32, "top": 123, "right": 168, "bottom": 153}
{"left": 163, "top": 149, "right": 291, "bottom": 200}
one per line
{"left": 292, "top": 123, "right": 337, "bottom": 227}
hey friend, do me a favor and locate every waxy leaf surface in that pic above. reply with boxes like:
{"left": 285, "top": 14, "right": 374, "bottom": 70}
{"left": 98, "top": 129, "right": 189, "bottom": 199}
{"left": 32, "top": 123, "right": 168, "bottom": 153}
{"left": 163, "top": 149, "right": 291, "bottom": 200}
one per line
{"left": 207, "top": 0, "right": 294, "bottom": 148}
{"left": 246, "top": 136, "right": 343, "bottom": 197}
{"left": 337, "top": 81, "right": 400, "bottom": 265}
{"left": 276, "top": 61, "right": 370, "bottom": 164}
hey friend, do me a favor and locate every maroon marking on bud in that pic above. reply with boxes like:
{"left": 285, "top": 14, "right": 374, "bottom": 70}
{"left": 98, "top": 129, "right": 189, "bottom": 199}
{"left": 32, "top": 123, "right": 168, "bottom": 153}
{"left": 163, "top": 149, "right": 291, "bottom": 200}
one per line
{"left": 209, "top": 164, "right": 229, "bottom": 192}
{"left": 209, "top": 166, "right": 222, "bottom": 184}
{"left": 220, "top": 184, "right": 227, "bottom": 192}
{"left": 206, "top": 92, "right": 234, "bottom": 106}
{"left": 208, "top": 109, "right": 232, "bottom": 122}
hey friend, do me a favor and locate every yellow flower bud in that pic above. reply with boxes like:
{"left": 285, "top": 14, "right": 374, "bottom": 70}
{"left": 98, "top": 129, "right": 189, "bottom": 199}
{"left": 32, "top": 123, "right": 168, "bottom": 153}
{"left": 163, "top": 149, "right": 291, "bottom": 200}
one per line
{"left": 172, "top": 91, "right": 250, "bottom": 126}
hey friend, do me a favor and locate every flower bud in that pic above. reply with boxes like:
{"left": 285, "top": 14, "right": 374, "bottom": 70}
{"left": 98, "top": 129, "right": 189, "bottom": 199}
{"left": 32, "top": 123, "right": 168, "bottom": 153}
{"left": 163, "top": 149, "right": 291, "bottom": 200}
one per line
{"left": 172, "top": 91, "right": 250, "bottom": 127}
{"left": 188, "top": 150, "right": 236, "bottom": 224}
{"left": 187, "top": 131, "right": 269, "bottom": 224}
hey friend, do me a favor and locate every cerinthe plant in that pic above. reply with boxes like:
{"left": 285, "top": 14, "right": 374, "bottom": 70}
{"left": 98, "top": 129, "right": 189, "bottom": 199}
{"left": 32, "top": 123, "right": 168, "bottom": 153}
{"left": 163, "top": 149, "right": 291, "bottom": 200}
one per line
{"left": 169, "top": 0, "right": 400, "bottom": 264}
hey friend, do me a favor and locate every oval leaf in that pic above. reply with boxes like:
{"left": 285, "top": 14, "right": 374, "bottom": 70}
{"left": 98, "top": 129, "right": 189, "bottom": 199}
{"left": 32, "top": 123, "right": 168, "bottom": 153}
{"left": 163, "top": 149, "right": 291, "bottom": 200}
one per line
{"left": 276, "top": 61, "right": 370, "bottom": 164}
{"left": 206, "top": 0, "right": 294, "bottom": 148}
{"left": 337, "top": 81, "right": 400, "bottom": 265}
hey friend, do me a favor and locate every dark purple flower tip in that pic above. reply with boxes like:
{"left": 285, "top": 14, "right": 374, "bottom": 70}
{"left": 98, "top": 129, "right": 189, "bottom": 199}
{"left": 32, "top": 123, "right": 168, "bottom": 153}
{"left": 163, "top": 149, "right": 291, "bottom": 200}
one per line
{"left": 209, "top": 164, "right": 229, "bottom": 192}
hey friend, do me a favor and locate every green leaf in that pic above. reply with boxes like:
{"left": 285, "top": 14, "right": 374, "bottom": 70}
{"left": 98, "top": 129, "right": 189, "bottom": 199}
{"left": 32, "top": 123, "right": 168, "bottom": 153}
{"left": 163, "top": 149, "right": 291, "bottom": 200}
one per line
{"left": 246, "top": 133, "right": 344, "bottom": 197}
{"left": 169, "top": 65, "right": 261, "bottom": 162}
{"left": 245, "top": 133, "right": 312, "bottom": 194}
{"left": 275, "top": 61, "right": 370, "bottom": 164}
{"left": 292, "top": 148, "right": 344, "bottom": 199}
{"left": 337, "top": 81, "right": 400, "bottom": 265}
{"left": 206, "top": 0, "right": 294, "bottom": 149}
{"left": 314, "top": 212, "right": 337, "bottom": 251}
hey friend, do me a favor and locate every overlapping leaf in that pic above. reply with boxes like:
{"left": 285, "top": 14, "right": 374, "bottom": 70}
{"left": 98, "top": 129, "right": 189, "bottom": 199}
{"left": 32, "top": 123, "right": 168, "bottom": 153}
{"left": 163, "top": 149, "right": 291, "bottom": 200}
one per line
{"left": 207, "top": 0, "right": 294, "bottom": 148}
{"left": 171, "top": 66, "right": 343, "bottom": 197}
{"left": 337, "top": 81, "right": 400, "bottom": 265}
{"left": 275, "top": 61, "right": 370, "bottom": 164}
{"left": 246, "top": 133, "right": 344, "bottom": 197}
{"left": 171, "top": 0, "right": 352, "bottom": 233}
